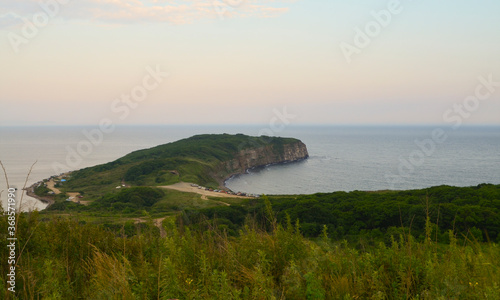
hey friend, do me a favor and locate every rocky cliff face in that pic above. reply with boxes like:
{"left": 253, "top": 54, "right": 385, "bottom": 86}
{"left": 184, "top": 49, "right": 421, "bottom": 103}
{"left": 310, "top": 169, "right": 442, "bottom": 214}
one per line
{"left": 214, "top": 141, "right": 309, "bottom": 185}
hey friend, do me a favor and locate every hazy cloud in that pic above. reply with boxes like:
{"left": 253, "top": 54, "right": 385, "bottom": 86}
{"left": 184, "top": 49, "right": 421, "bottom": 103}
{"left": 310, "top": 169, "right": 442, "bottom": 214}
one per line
{"left": 0, "top": 0, "right": 295, "bottom": 28}
{"left": 0, "top": 12, "right": 24, "bottom": 29}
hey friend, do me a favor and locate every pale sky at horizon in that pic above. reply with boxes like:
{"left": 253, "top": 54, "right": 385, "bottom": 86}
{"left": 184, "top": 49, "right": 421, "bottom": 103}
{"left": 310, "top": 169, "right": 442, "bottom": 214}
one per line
{"left": 1, "top": 0, "right": 499, "bottom": 126}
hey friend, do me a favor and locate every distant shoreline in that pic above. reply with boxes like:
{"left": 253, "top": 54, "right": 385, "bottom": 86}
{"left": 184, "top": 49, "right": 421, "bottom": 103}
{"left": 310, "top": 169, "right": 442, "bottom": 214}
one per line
{"left": 25, "top": 182, "right": 54, "bottom": 207}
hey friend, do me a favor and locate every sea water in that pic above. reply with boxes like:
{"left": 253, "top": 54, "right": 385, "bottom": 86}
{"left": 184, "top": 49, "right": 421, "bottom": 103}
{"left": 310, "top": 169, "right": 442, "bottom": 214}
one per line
{"left": 1, "top": 125, "right": 499, "bottom": 211}
{"left": 226, "top": 126, "right": 500, "bottom": 194}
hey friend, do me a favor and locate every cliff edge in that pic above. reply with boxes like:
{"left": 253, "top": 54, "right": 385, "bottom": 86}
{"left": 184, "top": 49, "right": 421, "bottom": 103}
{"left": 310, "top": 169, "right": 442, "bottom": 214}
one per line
{"left": 216, "top": 140, "right": 309, "bottom": 185}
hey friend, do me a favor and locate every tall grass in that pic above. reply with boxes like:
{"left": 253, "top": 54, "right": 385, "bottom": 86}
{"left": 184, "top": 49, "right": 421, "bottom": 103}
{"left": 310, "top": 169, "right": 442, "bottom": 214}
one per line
{"left": 1, "top": 164, "right": 498, "bottom": 299}
{"left": 0, "top": 208, "right": 499, "bottom": 299}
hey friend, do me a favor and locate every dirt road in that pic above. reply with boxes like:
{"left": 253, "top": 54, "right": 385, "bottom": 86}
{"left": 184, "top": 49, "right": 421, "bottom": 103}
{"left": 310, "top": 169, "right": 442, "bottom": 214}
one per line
{"left": 46, "top": 178, "right": 61, "bottom": 194}
{"left": 134, "top": 217, "right": 168, "bottom": 238}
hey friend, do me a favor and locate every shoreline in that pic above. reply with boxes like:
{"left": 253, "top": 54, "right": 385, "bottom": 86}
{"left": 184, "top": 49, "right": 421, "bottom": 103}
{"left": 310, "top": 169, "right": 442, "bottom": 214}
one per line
{"left": 25, "top": 182, "right": 55, "bottom": 207}
{"left": 29, "top": 156, "right": 310, "bottom": 209}
{"left": 222, "top": 156, "right": 309, "bottom": 191}
{"left": 25, "top": 172, "right": 73, "bottom": 209}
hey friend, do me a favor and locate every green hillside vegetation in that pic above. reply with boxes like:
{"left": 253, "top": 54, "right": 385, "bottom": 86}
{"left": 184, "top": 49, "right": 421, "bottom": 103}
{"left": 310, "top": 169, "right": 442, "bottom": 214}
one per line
{"left": 2, "top": 190, "right": 499, "bottom": 299}
{"left": 45, "top": 186, "right": 245, "bottom": 219}
{"left": 185, "top": 184, "right": 500, "bottom": 243}
{"left": 60, "top": 134, "right": 300, "bottom": 202}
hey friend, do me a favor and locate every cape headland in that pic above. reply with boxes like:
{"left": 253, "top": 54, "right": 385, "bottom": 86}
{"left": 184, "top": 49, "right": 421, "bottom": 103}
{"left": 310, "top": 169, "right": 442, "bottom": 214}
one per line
{"left": 217, "top": 136, "right": 309, "bottom": 187}
{"left": 36, "top": 134, "right": 308, "bottom": 205}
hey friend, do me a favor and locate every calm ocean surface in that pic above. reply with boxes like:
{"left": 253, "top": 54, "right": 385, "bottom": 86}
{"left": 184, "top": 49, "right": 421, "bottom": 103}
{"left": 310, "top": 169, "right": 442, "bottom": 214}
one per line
{"left": 1, "top": 125, "right": 499, "bottom": 211}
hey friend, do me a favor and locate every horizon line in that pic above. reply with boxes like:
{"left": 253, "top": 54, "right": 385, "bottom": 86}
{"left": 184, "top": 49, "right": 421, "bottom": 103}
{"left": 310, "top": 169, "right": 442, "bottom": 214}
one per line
{"left": 2, "top": 123, "right": 500, "bottom": 128}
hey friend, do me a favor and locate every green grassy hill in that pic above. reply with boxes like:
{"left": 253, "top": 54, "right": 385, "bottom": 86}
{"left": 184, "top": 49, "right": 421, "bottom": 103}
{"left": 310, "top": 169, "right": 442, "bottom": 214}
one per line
{"left": 60, "top": 134, "right": 306, "bottom": 202}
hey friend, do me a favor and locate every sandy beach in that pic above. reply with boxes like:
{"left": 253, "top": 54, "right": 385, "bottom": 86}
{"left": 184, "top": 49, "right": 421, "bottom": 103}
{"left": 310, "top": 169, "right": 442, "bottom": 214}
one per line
{"left": 159, "top": 182, "right": 253, "bottom": 199}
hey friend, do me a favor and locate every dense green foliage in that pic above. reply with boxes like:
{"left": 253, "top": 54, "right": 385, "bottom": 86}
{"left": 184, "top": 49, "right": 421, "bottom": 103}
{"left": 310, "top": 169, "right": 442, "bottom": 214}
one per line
{"left": 33, "top": 183, "right": 51, "bottom": 197}
{"left": 185, "top": 184, "right": 500, "bottom": 243}
{"left": 62, "top": 134, "right": 301, "bottom": 201}
{"left": 123, "top": 158, "right": 211, "bottom": 186}
{"left": 1, "top": 204, "right": 499, "bottom": 299}
{"left": 96, "top": 187, "right": 165, "bottom": 209}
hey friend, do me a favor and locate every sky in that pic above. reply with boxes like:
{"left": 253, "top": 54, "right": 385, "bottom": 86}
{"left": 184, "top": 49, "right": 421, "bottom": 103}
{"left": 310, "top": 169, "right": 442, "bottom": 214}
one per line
{"left": 1, "top": 0, "right": 499, "bottom": 126}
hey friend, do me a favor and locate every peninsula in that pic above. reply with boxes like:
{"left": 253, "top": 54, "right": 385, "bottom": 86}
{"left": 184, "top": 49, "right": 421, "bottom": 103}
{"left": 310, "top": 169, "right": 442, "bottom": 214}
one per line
{"left": 37, "top": 134, "right": 308, "bottom": 205}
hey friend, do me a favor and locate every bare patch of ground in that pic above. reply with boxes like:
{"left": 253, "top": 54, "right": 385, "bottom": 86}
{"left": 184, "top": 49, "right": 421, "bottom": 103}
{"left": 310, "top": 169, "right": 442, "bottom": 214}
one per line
{"left": 159, "top": 182, "right": 251, "bottom": 200}
{"left": 46, "top": 178, "right": 61, "bottom": 194}
{"left": 134, "top": 217, "right": 168, "bottom": 238}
